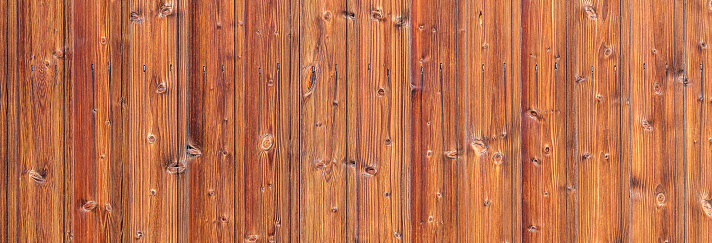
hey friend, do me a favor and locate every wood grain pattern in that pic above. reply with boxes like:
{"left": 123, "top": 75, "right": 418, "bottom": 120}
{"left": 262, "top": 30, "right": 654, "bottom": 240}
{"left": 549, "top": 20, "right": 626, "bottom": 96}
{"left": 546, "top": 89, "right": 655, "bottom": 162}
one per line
{"left": 243, "top": 0, "right": 298, "bottom": 241}
{"left": 72, "top": 0, "right": 124, "bottom": 241}
{"left": 624, "top": 0, "right": 682, "bottom": 241}
{"left": 7, "top": 0, "right": 67, "bottom": 241}
{"left": 5, "top": 1, "right": 712, "bottom": 242}
{"left": 567, "top": 0, "right": 625, "bottom": 241}
{"left": 521, "top": 0, "right": 567, "bottom": 241}
{"left": 184, "top": 0, "right": 237, "bottom": 241}
{"left": 125, "top": 0, "right": 179, "bottom": 241}
{"left": 685, "top": 0, "right": 712, "bottom": 242}
{"left": 299, "top": 0, "right": 348, "bottom": 241}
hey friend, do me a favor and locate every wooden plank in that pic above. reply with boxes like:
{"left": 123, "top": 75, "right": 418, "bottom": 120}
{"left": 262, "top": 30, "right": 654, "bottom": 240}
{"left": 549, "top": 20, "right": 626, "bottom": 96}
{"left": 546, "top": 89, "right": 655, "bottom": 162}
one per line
{"left": 6, "top": 0, "right": 67, "bottom": 241}
{"left": 183, "top": 0, "right": 236, "bottom": 241}
{"left": 0, "top": 0, "right": 7, "bottom": 239}
{"left": 71, "top": 0, "right": 124, "bottom": 241}
{"left": 685, "top": 0, "right": 712, "bottom": 242}
{"left": 521, "top": 0, "right": 567, "bottom": 241}
{"left": 624, "top": 0, "right": 680, "bottom": 241}
{"left": 125, "top": 0, "right": 179, "bottom": 241}
{"left": 350, "top": 0, "right": 409, "bottom": 241}
{"left": 567, "top": 0, "right": 625, "bottom": 241}
{"left": 410, "top": 0, "right": 458, "bottom": 241}
{"left": 234, "top": 0, "right": 246, "bottom": 242}
{"left": 459, "top": 0, "right": 515, "bottom": 241}
{"left": 299, "top": 0, "right": 348, "bottom": 241}
{"left": 243, "top": 0, "right": 297, "bottom": 241}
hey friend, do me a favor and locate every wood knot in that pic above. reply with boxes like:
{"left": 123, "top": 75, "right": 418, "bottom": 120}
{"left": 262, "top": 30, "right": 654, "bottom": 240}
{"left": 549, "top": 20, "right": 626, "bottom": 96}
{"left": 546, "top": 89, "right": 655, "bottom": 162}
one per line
{"left": 492, "top": 152, "right": 503, "bottom": 165}
{"left": 260, "top": 134, "right": 274, "bottom": 151}
{"left": 219, "top": 216, "right": 228, "bottom": 223}
{"left": 531, "top": 158, "right": 541, "bottom": 167}
{"left": 82, "top": 201, "right": 97, "bottom": 212}
{"left": 187, "top": 145, "right": 202, "bottom": 157}
{"left": 527, "top": 109, "right": 541, "bottom": 121}
{"left": 166, "top": 162, "right": 186, "bottom": 174}
{"left": 105, "top": 204, "right": 113, "bottom": 212}
{"left": 393, "top": 232, "right": 402, "bottom": 239}
{"left": 582, "top": 152, "right": 591, "bottom": 159}
{"left": 323, "top": 11, "right": 332, "bottom": 21}
{"left": 528, "top": 225, "right": 539, "bottom": 232}
{"left": 584, "top": 5, "right": 597, "bottom": 19}
{"left": 331, "top": 207, "right": 338, "bottom": 213}
{"left": 575, "top": 75, "right": 586, "bottom": 83}
{"left": 28, "top": 170, "right": 45, "bottom": 184}
{"left": 158, "top": 3, "right": 174, "bottom": 18}
{"left": 702, "top": 199, "right": 712, "bottom": 218}
{"left": 364, "top": 166, "right": 378, "bottom": 176}
{"left": 471, "top": 139, "right": 487, "bottom": 155}
{"left": 642, "top": 119, "right": 654, "bottom": 132}
{"left": 542, "top": 146, "right": 551, "bottom": 155}
{"left": 484, "top": 200, "right": 491, "bottom": 206}
{"left": 135, "top": 231, "right": 144, "bottom": 240}
{"left": 129, "top": 12, "right": 143, "bottom": 23}
{"left": 371, "top": 9, "right": 384, "bottom": 21}
{"left": 156, "top": 83, "right": 167, "bottom": 93}
{"left": 377, "top": 88, "right": 386, "bottom": 96}
{"left": 445, "top": 150, "right": 457, "bottom": 159}
{"left": 246, "top": 235, "right": 259, "bottom": 242}
{"left": 384, "top": 138, "right": 392, "bottom": 146}
{"left": 653, "top": 82, "right": 662, "bottom": 95}
{"left": 147, "top": 134, "right": 156, "bottom": 144}
{"left": 342, "top": 11, "right": 356, "bottom": 20}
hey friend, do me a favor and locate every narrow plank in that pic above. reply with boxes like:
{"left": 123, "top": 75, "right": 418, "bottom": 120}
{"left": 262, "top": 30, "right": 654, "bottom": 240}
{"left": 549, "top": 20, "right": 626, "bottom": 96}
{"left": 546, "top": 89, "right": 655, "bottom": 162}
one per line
{"left": 352, "top": 0, "right": 409, "bottom": 241}
{"left": 460, "top": 0, "right": 515, "bottom": 241}
{"left": 345, "top": 0, "right": 357, "bottom": 241}
{"left": 234, "top": 0, "right": 247, "bottom": 241}
{"left": 0, "top": 0, "right": 7, "bottom": 238}
{"left": 299, "top": 0, "right": 348, "bottom": 241}
{"left": 243, "top": 0, "right": 297, "bottom": 241}
{"left": 6, "top": 0, "right": 67, "bottom": 241}
{"left": 410, "top": 0, "right": 458, "bottom": 240}
{"left": 72, "top": 0, "right": 124, "bottom": 241}
{"left": 521, "top": 0, "right": 567, "bottom": 241}
{"left": 183, "top": 0, "right": 236, "bottom": 241}
{"left": 567, "top": 0, "right": 625, "bottom": 241}
{"left": 625, "top": 0, "right": 679, "bottom": 241}
{"left": 685, "top": 0, "right": 712, "bottom": 242}
{"left": 125, "top": 0, "right": 179, "bottom": 241}
{"left": 672, "top": 1, "right": 686, "bottom": 241}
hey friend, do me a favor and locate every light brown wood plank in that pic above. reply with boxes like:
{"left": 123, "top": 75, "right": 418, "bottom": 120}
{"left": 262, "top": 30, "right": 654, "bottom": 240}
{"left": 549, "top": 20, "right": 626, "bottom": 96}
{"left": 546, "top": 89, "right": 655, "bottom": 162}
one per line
{"left": 521, "top": 0, "right": 567, "bottom": 241}
{"left": 299, "top": 0, "right": 348, "bottom": 241}
{"left": 243, "top": 0, "right": 297, "bottom": 241}
{"left": 460, "top": 0, "right": 516, "bottom": 241}
{"left": 125, "top": 0, "right": 179, "bottom": 241}
{"left": 7, "top": 0, "right": 67, "bottom": 241}
{"left": 685, "top": 0, "right": 712, "bottom": 242}
{"left": 624, "top": 0, "right": 681, "bottom": 241}
{"left": 567, "top": 0, "right": 626, "bottom": 241}
{"left": 410, "top": 0, "right": 459, "bottom": 241}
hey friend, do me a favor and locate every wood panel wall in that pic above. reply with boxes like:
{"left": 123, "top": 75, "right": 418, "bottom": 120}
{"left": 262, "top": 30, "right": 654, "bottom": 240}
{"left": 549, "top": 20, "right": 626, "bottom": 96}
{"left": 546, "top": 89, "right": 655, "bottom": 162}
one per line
{"left": 2, "top": 0, "right": 712, "bottom": 242}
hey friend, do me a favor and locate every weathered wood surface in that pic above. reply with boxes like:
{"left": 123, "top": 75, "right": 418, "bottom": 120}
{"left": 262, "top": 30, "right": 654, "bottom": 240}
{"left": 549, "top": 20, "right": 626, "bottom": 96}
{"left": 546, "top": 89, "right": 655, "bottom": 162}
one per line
{"left": 2, "top": 0, "right": 712, "bottom": 242}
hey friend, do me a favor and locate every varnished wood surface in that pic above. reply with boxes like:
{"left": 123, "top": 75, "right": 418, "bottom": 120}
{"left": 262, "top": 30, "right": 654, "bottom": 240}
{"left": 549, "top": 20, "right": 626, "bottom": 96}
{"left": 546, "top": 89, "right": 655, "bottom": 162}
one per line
{"left": 2, "top": 0, "right": 712, "bottom": 242}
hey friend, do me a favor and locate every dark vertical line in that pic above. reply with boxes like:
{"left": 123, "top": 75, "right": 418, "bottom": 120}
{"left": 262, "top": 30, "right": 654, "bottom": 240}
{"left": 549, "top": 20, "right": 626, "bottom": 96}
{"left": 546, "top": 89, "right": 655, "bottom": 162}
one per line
{"left": 344, "top": 0, "right": 350, "bottom": 239}
{"left": 296, "top": 0, "right": 302, "bottom": 240}
{"left": 564, "top": 1, "right": 570, "bottom": 241}
{"left": 453, "top": 0, "right": 460, "bottom": 241}
{"left": 62, "top": 0, "right": 67, "bottom": 240}
{"left": 175, "top": 0, "right": 184, "bottom": 240}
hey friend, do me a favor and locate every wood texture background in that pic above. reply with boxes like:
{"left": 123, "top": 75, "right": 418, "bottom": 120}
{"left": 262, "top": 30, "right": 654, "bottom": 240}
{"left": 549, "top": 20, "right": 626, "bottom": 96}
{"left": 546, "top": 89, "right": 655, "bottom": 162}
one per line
{"left": 2, "top": 0, "right": 712, "bottom": 242}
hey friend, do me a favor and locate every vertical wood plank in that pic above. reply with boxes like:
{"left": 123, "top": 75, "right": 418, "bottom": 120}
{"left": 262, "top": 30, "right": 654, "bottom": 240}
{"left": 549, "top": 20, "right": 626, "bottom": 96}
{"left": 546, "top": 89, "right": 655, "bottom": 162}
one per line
{"left": 521, "top": 0, "right": 567, "bottom": 241}
{"left": 184, "top": 0, "right": 236, "bottom": 241}
{"left": 459, "top": 0, "right": 515, "bottom": 241}
{"left": 410, "top": 0, "right": 458, "bottom": 241}
{"left": 624, "top": 0, "right": 681, "bottom": 241}
{"left": 567, "top": 0, "right": 625, "bottom": 241}
{"left": 234, "top": 0, "right": 246, "bottom": 241}
{"left": 351, "top": 0, "right": 409, "bottom": 241}
{"left": 299, "top": 0, "right": 348, "bottom": 241}
{"left": 685, "top": 0, "right": 712, "bottom": 242}
{"left": 126, "top": 0, "right": 179, "bottom": 241}
{"left": 0, "top": 0, "right": 7, "bottom": 238}
{"left": 72, "top": 0, "right": 124, "bottom": 241}
{"left": 6, "top": 0, "right": 67, "bottom": 241}
{"left": 243, "top": 0, "right": 297, "bottom": 241}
